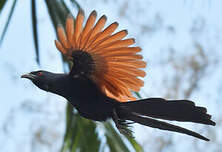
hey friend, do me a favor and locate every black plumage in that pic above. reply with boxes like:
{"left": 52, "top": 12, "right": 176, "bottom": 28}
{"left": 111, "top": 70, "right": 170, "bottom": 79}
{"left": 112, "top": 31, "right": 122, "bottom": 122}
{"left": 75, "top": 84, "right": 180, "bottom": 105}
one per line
{"left": 21, "top": 10, "right": 215, "bottom": 141}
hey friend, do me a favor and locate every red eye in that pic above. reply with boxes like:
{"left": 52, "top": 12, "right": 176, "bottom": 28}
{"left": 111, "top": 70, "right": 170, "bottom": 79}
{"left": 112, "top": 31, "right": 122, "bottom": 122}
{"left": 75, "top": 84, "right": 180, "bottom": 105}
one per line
{"left": 37, "top": 72, "right": 43, "bottom": 76}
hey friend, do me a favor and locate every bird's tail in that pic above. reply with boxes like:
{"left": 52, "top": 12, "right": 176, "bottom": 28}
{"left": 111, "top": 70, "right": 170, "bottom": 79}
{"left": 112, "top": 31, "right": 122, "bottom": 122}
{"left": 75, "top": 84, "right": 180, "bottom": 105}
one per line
{"left": 115, "top": 98, "right": 215, "bottom": 141}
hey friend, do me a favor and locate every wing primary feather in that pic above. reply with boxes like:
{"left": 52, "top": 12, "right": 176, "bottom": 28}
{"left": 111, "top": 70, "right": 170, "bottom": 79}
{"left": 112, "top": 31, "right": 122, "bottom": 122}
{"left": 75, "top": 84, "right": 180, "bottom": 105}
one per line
{"left": 55, "top": 40, "right": 67, "bottom": 54}
{"left": 110, "top": 66, "right": 146, "bottom": 77}
{"left": 94, "top": 47, "right": 141, "bottom": 56}
{"left": 72, "top": 9, "right": 84, "bottom": 49}
{"left": 79, "top": 10, "right": 97, "bottom": 49}
{"left": 92, "top": 38, "right": 135, "bottom": 52}
{"left": 85, "top": 22, "right": 119, "bottom": 50}
{"left": 66, "top": 14, "right": 74, "bottom": 45}
{"left": 57, "top": 25, "right": 71, "bottom": 49}
{"left": 83, "top": 15, "right": 107, "bottom": 49}
{"left": 90, "top": 30, "right": 128, "bottom": 51}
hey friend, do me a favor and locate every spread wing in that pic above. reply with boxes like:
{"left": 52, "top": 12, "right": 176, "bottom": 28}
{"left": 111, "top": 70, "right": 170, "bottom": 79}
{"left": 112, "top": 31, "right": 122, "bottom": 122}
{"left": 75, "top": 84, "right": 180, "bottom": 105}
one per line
{"left": 54, "top": 10, "right": 146, "bottom": 102}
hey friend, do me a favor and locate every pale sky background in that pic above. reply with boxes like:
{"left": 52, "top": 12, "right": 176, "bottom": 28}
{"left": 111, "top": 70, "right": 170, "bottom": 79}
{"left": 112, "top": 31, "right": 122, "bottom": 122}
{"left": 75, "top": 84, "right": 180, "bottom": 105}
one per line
{"left": 0, "top": 0, "right": 222, "bottom": 152}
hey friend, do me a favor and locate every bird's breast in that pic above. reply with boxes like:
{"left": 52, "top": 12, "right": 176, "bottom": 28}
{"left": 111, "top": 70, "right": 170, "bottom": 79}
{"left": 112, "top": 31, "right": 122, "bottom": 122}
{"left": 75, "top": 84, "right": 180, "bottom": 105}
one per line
{"left": 65, "top": 77, "right": 115, "bottom": 121}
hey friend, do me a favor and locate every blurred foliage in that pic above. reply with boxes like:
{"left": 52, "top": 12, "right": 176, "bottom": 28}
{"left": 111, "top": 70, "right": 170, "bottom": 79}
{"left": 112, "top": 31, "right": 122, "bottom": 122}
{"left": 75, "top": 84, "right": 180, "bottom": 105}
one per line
{"left": 0, "top": 0, "right": 143, "bottom": 152}
{"left": 164, "top": 43, "right": 208, "bottom": 99}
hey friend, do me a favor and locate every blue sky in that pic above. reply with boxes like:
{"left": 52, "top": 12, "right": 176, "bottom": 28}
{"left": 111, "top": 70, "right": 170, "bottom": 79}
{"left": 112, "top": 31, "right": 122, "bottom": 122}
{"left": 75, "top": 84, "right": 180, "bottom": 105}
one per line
{"left": 0, "top": 0, "right": 222, "bottom": 151}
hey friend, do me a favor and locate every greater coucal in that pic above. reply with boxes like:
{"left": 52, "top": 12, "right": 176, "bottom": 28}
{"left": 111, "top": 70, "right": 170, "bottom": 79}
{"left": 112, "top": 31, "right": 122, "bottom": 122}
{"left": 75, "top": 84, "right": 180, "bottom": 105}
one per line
{"left": 21, "top": 10, "right": 215, "bottom": 141}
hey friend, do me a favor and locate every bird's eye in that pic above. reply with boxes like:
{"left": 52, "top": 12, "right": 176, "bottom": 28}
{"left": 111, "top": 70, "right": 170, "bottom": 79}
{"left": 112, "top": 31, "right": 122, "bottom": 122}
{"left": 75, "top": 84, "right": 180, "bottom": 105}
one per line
{"left": 37, "top": 72, "right": 43, "bottom": 76}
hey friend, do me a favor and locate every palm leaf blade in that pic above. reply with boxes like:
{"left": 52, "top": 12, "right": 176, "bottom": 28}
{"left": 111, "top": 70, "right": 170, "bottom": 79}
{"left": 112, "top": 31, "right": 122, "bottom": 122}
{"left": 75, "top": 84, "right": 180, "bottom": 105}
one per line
{"left": 0, "top": 0, "right": 17, "bottom": 46}
{"left": 104, "top": 122, "right": 131, "bottom": 152}
{"left": 0, "top": 0, "right": 7, "bottom": 14}
{"left": 31, "top": 0, "right": 40, "bottom": 64}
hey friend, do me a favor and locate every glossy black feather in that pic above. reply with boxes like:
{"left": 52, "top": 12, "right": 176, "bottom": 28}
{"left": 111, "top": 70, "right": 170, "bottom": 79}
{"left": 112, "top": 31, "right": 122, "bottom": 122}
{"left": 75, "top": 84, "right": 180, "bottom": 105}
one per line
{"left": 126, "top": 113, "right": 210, "bottom": 141}
{"left": 21, "top": 71, "right": 216, "bottom": 141}
{"left": 120, "top": 98, "right": 215, "bottom": 126}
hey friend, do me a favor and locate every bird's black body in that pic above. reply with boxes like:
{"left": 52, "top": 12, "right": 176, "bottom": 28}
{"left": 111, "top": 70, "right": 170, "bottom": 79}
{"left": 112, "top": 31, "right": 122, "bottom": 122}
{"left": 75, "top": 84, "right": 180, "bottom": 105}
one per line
{"left": 21, "top": 10, "right": 215, "bottom": 141}
{"left": 32, "top": 71, "right": 115, "bottom": 121}
{"left": 21, "top": 70, "right": 216, "bottom": 141}
{"left": 57, "top": 75, "right": 116, "bottom": 121}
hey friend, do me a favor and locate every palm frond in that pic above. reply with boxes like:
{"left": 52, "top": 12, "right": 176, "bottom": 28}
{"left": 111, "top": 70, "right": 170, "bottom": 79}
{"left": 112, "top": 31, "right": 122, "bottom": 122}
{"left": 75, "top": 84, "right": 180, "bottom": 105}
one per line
{"left": 0, "top": 0, "right": 17, "bottom": 46}
{"left": 0, "top": 0, "right": 7, "bottom": 14}
{"left": 31, "top": 0, "right": 40, "bottom": 64}
{"left": 104, "top": 122, "right": 131, "bottom": 152}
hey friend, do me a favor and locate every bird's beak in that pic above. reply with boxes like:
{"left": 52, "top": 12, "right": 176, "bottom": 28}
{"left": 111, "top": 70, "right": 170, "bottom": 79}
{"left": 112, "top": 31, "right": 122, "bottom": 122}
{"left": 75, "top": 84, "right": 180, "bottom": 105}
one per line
{"left": 21, "top": 73, "right": 36, "bottom": 80}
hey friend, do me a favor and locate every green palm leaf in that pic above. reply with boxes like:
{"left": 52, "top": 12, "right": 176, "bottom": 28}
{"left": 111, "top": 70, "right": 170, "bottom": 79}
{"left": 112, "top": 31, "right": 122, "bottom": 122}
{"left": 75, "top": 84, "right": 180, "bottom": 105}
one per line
{"left": 31, "top": 0, "right": 40, "bottom": 64}
{"left": 0, "top": 0, "right": 17, "bottom": 45}
{"left": 104, "top": 122, "right": 131, "bottom": 152}
{"left": 0, "top": 0, "right": 7, "bottom": 14}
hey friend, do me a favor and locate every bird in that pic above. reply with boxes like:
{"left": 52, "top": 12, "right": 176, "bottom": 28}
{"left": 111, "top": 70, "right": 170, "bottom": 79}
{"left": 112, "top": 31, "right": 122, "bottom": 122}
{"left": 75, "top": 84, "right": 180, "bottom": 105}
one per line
{"left": 21, "top": 10, "right": 215, "bottom": 141}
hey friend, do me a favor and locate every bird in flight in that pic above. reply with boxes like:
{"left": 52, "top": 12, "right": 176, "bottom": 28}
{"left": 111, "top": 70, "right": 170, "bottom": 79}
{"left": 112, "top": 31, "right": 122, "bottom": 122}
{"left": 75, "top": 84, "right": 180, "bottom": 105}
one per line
{"left": 21, "top": 10, "right": 215, "bottom": 141}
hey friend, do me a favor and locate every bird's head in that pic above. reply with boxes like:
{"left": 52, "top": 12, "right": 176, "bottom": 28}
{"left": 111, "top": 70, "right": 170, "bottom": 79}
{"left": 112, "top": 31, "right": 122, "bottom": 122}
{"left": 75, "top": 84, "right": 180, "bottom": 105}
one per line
{"left": 21, "top": 70, "right": 53, "bottom": 92}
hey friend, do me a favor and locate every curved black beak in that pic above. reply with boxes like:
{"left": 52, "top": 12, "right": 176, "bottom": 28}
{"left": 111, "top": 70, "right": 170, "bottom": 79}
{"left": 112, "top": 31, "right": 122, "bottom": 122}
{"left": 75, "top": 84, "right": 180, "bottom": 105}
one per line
{"left": 21, "top": 73, "right": 36, "bottom": 80}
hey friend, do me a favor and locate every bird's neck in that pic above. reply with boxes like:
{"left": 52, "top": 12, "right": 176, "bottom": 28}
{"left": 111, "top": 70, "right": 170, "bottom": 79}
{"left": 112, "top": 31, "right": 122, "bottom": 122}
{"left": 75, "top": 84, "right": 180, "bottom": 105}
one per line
{"left": 47, "top": 74, "right": 70, "bottom": 98}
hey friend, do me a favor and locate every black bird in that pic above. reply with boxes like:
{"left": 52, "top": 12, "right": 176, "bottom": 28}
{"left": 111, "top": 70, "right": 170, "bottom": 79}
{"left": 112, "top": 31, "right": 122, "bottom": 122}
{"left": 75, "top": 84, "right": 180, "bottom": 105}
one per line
{"left": 21, "top": 10, "right": 215, "bottom": 141}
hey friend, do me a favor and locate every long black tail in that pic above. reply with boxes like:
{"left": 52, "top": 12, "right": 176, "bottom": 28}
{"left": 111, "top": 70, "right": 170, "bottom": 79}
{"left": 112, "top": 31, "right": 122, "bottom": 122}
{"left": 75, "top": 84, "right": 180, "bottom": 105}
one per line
{"left": 116, "top": 98, "right": 215, "bottom": 141}
{"left": 121, "top": 98, "right": 215, "bottom": 125}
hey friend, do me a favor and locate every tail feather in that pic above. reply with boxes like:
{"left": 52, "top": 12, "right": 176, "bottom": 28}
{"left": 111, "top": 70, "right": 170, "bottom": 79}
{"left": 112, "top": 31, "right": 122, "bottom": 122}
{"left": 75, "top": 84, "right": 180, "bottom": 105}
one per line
{"left": 114, "top": 98, "right": 215, "bottom": 141}
{"left": 120, "top": 98, "right": 215, "bottom": 126}
{"left": 127, "top": 113, "right": 210, "bottom": 141}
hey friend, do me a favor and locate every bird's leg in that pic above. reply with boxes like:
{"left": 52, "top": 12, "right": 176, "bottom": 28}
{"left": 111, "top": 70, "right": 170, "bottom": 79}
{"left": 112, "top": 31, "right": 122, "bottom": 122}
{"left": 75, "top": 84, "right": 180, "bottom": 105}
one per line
{"left": 112, "top": 108, "right": 134, "bottom": 137}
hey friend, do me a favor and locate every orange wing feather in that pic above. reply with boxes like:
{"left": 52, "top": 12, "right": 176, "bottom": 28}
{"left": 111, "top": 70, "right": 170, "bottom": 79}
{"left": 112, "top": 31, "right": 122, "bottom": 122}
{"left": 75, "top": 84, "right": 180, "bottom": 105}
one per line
{"left": 90, "top": 30, "right": 128, "bottom": 51}
{"left": 87, "top": 22, "right": 119, "bottom": 50}
{"left": 79, "top": 10, "right": 97, "bottom": 49}
{"left": 73, "top": 10, "right": 84, "bottom": 49}
{"left": 66, "top": 14, "right": 74, "bottom": 45}
{"left": 83, "top": 15, "right": 107, "bottom": 49}
{"left": 54, "top": 10, "right": 146, "bottom": 102}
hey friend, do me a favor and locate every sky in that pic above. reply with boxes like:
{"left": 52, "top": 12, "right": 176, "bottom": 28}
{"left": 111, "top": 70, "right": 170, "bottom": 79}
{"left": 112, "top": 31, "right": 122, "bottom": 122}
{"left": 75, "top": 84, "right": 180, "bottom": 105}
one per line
{"left": 0, "top": 0, "right": 222, "bottom": 152}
